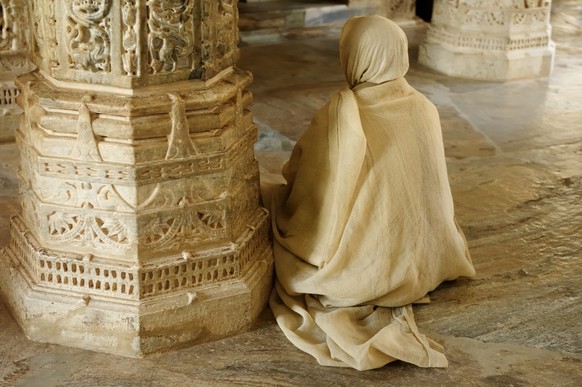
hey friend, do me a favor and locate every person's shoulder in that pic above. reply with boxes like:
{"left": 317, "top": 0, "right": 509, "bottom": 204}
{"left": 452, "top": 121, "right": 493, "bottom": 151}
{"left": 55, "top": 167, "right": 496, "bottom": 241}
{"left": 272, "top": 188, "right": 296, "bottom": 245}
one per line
{"left": 409, "top": 86, "right": 437, "bottom": 110}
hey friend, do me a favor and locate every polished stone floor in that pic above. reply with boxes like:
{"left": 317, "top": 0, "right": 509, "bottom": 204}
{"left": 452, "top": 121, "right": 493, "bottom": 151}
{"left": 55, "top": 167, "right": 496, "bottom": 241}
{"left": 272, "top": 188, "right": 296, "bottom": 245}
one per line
{"left": 1, "top": 2, "right": 581, "bottom": 386}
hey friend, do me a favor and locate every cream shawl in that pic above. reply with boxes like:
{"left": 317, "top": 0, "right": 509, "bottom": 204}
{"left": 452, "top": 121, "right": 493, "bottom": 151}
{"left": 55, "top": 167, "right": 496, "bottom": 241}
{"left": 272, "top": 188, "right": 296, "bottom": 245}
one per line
{"left": 267, "top": 16, "right": 476, "bottom": 370}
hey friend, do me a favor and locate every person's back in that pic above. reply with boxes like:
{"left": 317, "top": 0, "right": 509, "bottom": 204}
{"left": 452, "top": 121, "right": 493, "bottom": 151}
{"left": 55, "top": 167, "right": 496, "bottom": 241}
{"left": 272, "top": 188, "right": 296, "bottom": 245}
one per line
{"left": 266, "top": 15, "right": 475, "bottom": 371}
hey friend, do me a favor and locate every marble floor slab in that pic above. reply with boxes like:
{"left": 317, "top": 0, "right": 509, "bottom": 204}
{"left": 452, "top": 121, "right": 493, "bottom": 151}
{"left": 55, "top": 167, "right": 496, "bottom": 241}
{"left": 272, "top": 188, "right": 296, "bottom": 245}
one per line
{"left": 0, "top": 1, "right": 581, "bottom": 385}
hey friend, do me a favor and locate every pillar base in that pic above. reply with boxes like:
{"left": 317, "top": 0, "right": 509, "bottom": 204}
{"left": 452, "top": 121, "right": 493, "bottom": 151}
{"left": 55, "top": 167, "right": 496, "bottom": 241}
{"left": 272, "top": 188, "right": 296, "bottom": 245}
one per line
{"left": 0, "top": 211, "right": 273, "bottom": 358}
{"left": 419, "top": 41, "right": 555, "bottom": 81}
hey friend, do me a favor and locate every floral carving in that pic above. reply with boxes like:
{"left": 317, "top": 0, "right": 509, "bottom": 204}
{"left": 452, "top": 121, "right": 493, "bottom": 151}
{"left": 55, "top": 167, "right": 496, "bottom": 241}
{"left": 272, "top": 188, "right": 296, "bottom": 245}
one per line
{"left": 48, "top": 212, "right": 81, "bottom": 237}
{"left": 98, "top": 218, "right": 129, "bottom": 244}
{"left": 140, "top": 209, "right": 226, "bottom": 251}
{"left": 47, "top": 211, "right": 131, "bottom": 249}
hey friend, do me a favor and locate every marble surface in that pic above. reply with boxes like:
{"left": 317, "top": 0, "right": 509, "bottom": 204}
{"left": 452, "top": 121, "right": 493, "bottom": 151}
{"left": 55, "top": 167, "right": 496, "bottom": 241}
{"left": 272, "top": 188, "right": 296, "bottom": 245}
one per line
{"left": 1, "top": 0, "right": 581, "bottom": 385}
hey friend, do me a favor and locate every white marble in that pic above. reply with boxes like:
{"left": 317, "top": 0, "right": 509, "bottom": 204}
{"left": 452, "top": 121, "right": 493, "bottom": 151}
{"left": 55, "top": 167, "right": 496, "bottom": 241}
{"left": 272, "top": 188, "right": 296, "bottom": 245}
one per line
{"left": 0, "top": 0, "right": 273, "bottom": 357}
{"left": 419, "top": 0, "right": 556, "bottom": 81}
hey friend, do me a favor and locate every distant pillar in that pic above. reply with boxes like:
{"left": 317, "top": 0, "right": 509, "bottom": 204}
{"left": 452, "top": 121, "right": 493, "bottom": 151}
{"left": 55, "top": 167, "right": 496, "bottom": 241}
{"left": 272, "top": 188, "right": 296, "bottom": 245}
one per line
{"left": 419, "top": 0, "right": 555, "bottom": 81}
{"left": 0, "top": 0, "right": 272, "bottom": 357}
{"left": 0, "top": 0, "right": 34, "bottom": 142}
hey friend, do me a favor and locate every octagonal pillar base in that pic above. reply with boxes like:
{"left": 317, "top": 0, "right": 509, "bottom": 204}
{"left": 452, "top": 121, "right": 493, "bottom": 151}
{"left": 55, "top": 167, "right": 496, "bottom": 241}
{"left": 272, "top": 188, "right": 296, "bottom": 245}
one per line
{"left": 1, "top": 213, "right": 272, "bottom": 357}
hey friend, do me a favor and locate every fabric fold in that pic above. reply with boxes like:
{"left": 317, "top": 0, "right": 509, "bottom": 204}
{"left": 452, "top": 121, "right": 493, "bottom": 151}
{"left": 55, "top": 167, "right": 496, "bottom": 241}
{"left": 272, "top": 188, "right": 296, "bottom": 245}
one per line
{"left": 265, "top": 15, "right": 475, "bottom": 370}
{"left": 270, "top": 281, "right": 449, "bottom": 370}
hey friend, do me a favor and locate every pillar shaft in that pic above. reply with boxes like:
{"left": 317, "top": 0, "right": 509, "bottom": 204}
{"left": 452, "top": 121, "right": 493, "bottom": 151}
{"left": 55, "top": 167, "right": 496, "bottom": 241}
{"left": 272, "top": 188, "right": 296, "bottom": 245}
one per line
{"left": 419, "top": 0, "right": 555, "bottom": 81}
{"left": 0, "top": 0, "right": 273, "bottom": 357}
{"left": 0, "top": 0, "right": 34, "bottom": 141}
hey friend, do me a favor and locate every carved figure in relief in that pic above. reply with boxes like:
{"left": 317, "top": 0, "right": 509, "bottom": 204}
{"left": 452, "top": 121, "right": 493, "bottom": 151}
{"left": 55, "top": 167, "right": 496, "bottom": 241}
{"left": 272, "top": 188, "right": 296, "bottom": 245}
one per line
{"left": 146, "top": 0, "right": 194, "bottom": 73}
{"left": 265, "top": 16, "right": 475, "bottom": 370}
{"left": 122, "top": 0, "right": 138, "bottom": 76}
{"left": 65, "top": 0, "right": 111, "bottom": 71}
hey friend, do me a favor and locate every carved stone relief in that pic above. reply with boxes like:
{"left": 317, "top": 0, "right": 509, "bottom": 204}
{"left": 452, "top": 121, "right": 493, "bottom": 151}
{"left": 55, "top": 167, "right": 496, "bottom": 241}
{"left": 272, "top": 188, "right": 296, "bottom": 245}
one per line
{"left": 146, "top": 0, "right": 195, "bottom": 74}
{"left": 65, "top": 0, "right": 112, "bottom": 72}
{"left": 0, "top": 0, "right": 34, "bottom": 141}
{"left": 25, "top": 0, "right": 241, "bottom": 88}
{"left": 1, "top": 0, "right": 273, "bottom": 357}
{"left": 419, "top": 0, "right": 555, "bottom": 80}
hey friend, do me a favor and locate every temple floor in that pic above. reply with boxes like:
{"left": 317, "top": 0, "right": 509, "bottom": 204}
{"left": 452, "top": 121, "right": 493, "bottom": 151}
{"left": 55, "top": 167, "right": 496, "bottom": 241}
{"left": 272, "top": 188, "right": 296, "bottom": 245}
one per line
{"left": 1, "top": 1, "right": 581, "bottom": 385}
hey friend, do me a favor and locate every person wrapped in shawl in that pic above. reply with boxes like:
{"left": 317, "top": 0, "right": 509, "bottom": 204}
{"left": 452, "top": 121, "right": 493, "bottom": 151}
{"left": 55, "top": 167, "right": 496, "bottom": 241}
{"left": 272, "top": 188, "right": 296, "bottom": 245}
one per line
{"left": 266, "top": 15, "right": 476, "bottom": 371}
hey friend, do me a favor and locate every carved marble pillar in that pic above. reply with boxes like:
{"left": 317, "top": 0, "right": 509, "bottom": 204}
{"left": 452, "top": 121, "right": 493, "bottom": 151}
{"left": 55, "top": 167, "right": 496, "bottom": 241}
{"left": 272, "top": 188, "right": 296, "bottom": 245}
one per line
{"left": 419, "top": 0, "right": 555, "bottom": 81}
{"left": 0, "top": 0, "right": 273, "bottom": 357}
{"left": 0, "top": 0, "right": 34, "bottom": 142}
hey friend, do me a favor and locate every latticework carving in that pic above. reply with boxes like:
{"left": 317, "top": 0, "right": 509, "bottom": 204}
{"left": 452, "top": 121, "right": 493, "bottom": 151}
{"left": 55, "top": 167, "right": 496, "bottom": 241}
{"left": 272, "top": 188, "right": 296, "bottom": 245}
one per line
{"left": 6, "top": 208, "right": 269, "bottom": 300}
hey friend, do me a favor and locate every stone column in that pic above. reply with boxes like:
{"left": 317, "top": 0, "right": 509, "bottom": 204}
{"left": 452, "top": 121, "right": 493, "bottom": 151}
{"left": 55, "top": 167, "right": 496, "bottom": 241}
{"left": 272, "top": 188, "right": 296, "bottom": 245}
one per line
{"left": 0, "top": 0, "right": 34, "bottom": 142}
{"left": 419, "top": 0, "right": 555, "bottom": 81}
{"left": 0, "top": 0, "right": 273, "bottom": 357}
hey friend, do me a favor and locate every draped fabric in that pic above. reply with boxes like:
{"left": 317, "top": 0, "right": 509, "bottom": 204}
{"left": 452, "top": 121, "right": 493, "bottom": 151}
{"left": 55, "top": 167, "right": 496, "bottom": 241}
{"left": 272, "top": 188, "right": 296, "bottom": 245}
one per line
{"left": 265, "top": 16, "right": 476, "bottom": 371}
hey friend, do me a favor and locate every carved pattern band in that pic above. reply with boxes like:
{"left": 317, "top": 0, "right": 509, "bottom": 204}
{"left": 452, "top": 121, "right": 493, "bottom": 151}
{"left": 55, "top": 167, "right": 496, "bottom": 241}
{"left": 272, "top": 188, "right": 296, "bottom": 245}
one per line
{"left": 5, "top": 209, "right": 270, "bottom": 300}
{"left": 432, "top": 0, "right": 550, "bottom": 27}
{"left": 426, "top": 26, "right": 550, "bottom": 51}
{"left": 25, "top": 132, "right": 255, "bottom": 186}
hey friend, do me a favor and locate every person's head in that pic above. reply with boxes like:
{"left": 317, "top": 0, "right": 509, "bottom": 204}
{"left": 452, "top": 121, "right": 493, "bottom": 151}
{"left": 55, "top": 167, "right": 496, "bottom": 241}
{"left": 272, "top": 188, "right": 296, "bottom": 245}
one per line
{"left": 339, "top": 16, "right": 409, "bottom": 88}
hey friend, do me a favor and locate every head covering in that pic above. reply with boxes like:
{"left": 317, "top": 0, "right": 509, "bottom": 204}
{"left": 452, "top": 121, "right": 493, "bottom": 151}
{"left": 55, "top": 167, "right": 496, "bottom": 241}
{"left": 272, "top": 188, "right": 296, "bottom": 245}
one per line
{"left": 339, "top": 16, "right": 410, "bottom": 88}
{"left": 266, "top": 15, "right": 474, "bottom": 371}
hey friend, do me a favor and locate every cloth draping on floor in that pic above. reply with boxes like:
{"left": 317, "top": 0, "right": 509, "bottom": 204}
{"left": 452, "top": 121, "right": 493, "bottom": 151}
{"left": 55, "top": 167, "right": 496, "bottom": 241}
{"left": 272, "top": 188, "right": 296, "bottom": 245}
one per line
{"left": 264, "top": 16, "right": 476, "bottom": 371}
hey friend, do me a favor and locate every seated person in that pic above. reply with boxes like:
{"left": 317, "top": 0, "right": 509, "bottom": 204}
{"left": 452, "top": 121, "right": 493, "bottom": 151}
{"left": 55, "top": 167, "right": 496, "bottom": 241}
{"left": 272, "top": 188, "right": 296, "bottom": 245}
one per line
{"left": 264, "top": 15, "right": 476, "bottom": 371}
